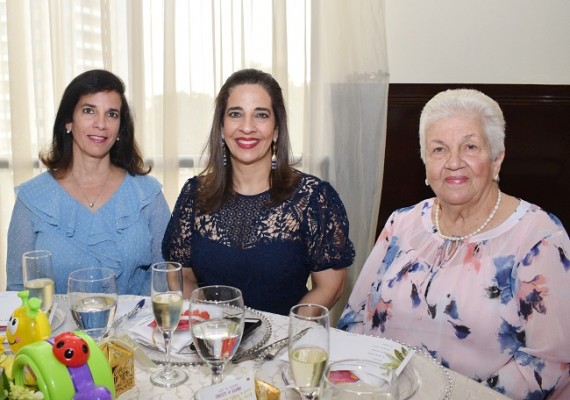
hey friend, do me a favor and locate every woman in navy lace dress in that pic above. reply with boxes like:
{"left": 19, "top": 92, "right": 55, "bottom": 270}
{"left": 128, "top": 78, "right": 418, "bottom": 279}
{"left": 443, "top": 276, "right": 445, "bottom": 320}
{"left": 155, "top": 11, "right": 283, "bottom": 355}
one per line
{"left": 162, "top": 69, "right": 355, "bottom": 315}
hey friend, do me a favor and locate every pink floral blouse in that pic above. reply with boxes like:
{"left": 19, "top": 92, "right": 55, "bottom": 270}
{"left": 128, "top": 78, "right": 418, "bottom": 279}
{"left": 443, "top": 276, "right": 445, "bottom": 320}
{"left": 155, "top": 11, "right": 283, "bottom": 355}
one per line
{"left": 339, "top": 198, "right": 570, "bottom": 399}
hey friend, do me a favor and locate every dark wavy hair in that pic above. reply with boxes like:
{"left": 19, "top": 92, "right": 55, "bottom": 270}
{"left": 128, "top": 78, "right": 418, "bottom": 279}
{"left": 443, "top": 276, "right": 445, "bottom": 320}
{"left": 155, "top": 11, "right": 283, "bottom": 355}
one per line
{"left": 41, "top": 69, "right": 150, "bottom": 178}
{"left": 198, "top": 68, "right": 300, "bottom": 213}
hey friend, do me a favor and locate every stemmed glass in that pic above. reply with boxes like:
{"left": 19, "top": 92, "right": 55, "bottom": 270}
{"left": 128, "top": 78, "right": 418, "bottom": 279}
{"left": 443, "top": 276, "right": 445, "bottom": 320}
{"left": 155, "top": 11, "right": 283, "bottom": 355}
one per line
{"left": 22, "top": 250, "right": 55, "bottom": 314}
{"left": 149, "top": 262, "right": 189, "bottom": 387}
{"left": 288, "top": 304, "right": 330, "bottom": 400}
{"left": 189, "top": 285, "right": 245, "bottom": 385}
{"left": 67, "top": 267, "right": 118, "bottom": 342}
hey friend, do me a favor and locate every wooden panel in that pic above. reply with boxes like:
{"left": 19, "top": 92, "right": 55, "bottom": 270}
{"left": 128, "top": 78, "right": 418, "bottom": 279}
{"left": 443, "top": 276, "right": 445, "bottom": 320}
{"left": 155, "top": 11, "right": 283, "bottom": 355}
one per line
{"left": 377, "top": 84, "right": 570, "bottom": 237}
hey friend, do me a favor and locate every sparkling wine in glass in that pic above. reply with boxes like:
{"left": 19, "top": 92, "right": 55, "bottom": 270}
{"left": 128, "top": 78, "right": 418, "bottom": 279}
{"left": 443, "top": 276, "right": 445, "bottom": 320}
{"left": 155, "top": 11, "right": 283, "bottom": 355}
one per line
{"left": 22, "top": 250, "right": 55, "bottom": 314}
{"left": 67, "top": 267, "right": 118, "bottom": 342}
{"left": 189, "top": 285, "right": 245, "bottom": 385}
{"left": 149, "top": 261, "right": 188, "bottom": 387}
{"left": 288, "top": 303, "right": 330, "bottom": 400}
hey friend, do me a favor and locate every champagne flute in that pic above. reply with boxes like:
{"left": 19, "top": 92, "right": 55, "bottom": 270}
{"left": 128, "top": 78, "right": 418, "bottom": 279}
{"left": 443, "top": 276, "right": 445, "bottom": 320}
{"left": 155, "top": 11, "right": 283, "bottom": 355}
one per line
{"left": 67, "top": 267, "right": 118, "bottom": 342}
{"left": 22, "top": 250, "right": 55, "bottom": 314}
{"left": 288, "top": 303, "right": 330, "bottom": 400}
{"left": 322, "top": 359, "right": 399, "bottom": 399}
{"left": 150, "top": 261, "right": 188, "bottom": 387}
{"left": 189, "top": 285, "right": 245, "bottom": 385}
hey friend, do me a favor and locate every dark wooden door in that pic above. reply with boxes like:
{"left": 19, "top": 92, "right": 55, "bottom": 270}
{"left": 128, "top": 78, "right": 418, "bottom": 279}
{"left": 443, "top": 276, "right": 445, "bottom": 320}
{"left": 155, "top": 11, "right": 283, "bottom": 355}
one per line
{"left": 377, "top": 84, "right": 570, "bottom": 238}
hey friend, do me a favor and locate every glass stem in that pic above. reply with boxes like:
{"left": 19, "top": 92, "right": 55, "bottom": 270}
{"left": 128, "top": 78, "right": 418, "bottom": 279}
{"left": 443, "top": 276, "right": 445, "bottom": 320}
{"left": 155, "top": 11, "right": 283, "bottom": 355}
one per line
{"left": 163, "top": 331, "right": 173, "bottom": 377}
{"left": 211, "top": 364, "right": 224, "bottom": 384}
{"left": 299, "top": 388, "right": 320, "bottom": 400}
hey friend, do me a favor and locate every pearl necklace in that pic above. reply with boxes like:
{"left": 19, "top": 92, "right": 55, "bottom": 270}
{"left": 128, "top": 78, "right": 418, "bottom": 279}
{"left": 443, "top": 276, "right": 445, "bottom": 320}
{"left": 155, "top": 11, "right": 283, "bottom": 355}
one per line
{"left": 71, "top": 169, "right": 112, "bottom": 208}
{"left": 434, "top": 190, "right": 502, "bottom": 241}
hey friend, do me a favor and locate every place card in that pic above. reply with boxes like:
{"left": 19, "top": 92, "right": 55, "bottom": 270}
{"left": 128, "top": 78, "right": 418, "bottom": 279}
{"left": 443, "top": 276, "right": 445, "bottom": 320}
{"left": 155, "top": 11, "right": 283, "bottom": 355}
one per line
{"left": 329, "top": 329, "right": 415, "bottom": 376}
{"left": 195, "top": 371, "right": 256, "bottom": 400}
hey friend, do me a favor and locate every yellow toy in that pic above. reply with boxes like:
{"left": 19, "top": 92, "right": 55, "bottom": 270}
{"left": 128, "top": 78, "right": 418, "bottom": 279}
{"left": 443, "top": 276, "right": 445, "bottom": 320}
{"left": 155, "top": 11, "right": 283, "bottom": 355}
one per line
{"left": 1, "top": 290, "right": 52, "bottom": 385}
{"left": 5, "top": 290, "right": 51, "bottom": 354}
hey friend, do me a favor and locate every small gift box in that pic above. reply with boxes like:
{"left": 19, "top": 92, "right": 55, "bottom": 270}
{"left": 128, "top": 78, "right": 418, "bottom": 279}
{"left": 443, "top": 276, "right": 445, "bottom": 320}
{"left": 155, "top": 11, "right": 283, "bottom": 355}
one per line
{"left": 99, "top": 338, "right": 135, "bottom": 397}
{"left": 254, "top": 379, "right": 280, "bottom": 400}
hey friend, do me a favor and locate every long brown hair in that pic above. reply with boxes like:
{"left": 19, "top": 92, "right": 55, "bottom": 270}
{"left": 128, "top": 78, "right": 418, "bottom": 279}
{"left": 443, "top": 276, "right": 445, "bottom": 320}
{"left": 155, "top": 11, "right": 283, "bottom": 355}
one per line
{"left": 41, "top": 69, "right": 150, "bottom": 178}
{"left": 198, "top": 69, "right": 300, "bottom": 213}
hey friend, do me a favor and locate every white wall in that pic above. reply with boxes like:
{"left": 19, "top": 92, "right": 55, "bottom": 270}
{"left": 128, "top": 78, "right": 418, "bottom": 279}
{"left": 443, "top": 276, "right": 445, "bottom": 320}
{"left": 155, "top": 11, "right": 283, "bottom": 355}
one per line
{"left": 385, "top": 0, "right": 570, "bottom": 84}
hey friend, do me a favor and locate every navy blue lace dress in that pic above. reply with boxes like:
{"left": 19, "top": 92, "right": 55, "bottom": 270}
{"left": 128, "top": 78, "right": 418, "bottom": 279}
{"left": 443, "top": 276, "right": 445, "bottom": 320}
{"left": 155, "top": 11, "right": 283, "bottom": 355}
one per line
{"left": 162, "top": 172, "right": 355, "bottom": 315}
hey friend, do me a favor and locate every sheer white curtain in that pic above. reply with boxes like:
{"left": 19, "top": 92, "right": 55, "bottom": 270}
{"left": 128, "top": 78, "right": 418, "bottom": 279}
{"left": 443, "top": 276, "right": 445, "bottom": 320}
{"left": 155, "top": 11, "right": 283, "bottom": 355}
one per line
{"left": 0, "top": 0, "right": 389, "bottom": 317}
{"left": 307, "top": 2, "right": 389, "bottom": 319}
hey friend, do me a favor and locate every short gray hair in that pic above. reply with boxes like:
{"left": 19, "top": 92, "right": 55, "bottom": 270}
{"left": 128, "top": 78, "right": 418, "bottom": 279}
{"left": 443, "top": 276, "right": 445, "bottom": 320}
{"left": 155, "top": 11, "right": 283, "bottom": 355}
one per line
{"left": 418, "top": 88, "right": 506, "bottom": 163}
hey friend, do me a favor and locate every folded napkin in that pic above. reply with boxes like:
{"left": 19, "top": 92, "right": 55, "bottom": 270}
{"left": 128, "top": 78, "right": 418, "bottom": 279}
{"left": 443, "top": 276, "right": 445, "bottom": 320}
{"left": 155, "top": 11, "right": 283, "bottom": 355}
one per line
{"left": 123, "top": 303, "right": 194, "bottom": 355}
{"left": 127, "top": 323, "right": 194, "bottom": 355}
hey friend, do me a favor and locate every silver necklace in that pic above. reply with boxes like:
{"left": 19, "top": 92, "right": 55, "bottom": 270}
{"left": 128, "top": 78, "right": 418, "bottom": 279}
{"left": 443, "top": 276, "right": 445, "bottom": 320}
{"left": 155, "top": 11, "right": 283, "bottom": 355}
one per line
{"left": 71, "top": 169, "right": 112, "bottom": 208}
{"left": 434, "top": 190, "right": 502, "bottom": 241}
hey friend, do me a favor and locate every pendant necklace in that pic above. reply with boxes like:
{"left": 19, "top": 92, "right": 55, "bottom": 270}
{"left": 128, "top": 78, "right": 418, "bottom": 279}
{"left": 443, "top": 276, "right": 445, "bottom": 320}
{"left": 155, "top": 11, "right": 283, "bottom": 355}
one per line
{"left": 434, "top": 190, "right": 502, "bottom": 242}
{"left": 71, "top": 169, "right": 112, "bottom": 208}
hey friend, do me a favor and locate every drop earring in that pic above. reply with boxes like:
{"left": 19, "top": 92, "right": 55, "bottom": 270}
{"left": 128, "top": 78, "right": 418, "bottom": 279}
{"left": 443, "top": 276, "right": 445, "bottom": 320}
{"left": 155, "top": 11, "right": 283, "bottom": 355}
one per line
{"left": 221, "top": 138, "right": 227, "bottom": 166}
{"left": 271, "top": 140, "right": 277, "bottom": 170}
{"left": 425, "top": 179, "right": 429, "bottom": 186}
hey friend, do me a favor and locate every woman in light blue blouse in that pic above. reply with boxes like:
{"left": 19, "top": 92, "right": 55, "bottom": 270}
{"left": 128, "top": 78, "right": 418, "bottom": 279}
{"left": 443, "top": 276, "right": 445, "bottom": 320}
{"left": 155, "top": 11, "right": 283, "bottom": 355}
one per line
{"left": 7, "top": 69, "right": 170, "bottom": 295}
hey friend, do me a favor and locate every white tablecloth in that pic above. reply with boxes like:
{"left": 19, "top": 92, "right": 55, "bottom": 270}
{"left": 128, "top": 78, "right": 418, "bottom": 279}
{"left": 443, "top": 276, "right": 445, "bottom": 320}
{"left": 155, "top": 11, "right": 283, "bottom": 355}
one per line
{"left": 50, "top": 295, "right": 510, "bottom": 400}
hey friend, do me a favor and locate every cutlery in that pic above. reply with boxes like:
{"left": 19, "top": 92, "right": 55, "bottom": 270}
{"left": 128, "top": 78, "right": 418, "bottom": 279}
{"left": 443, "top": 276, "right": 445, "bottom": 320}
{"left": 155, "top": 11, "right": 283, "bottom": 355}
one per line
{"left": 126, "top": 298, "right": 146, "bottom": 320}
{"left": 232, "top": 327, "right": 310, "bottom": 364}
{"left": 112, "top": 298, "right": 146, "bottom": 329}
{"left": 232, "top": 336, "right": 289, "bottom": 364}
{"left": 260, "top": 337, "right": 290, "bottom": 360}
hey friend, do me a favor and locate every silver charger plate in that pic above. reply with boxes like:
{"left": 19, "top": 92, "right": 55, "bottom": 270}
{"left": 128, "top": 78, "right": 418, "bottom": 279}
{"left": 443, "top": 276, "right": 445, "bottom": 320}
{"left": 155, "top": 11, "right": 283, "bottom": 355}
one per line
{"left": 115, "top": 305, "right": 272, "bottom": 367}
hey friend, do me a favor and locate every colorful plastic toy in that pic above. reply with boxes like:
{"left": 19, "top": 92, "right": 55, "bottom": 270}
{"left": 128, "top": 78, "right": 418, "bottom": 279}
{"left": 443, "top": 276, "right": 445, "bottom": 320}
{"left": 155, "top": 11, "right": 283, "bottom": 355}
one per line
{"left": 1, "top": 290, "right": 51, "bottom": 385}
{"left": 12, "top": 331, "right": 115, "bottom": 400}
{"left": 5, "top": 290, "right": 51, "bottom": 354}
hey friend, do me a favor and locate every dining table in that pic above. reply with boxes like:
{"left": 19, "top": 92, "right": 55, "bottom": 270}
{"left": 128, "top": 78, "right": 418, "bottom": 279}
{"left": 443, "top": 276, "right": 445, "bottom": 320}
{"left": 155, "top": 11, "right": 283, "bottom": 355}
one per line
{"left": 6, "top": 293, "right": 512, "bottom": 400}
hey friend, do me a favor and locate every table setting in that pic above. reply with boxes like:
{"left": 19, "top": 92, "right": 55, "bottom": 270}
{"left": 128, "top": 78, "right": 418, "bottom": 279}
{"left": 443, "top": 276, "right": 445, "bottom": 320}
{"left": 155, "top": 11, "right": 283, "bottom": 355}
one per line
{"left": 2, "top": 261, "right": 512, "bottom": 400}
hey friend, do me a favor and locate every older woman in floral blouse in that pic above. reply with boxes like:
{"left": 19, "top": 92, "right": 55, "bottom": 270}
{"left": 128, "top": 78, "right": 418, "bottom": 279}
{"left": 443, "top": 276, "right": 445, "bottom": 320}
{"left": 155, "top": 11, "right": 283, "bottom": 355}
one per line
{"left": 339, "top": 89, "right": 570, "bottom": 399}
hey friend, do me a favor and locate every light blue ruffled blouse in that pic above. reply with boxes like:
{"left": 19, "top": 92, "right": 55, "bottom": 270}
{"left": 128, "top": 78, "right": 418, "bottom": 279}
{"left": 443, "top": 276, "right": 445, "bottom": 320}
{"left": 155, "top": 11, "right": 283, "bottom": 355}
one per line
{"left": 7, "top": 172, "right": 171, "bottom": 295}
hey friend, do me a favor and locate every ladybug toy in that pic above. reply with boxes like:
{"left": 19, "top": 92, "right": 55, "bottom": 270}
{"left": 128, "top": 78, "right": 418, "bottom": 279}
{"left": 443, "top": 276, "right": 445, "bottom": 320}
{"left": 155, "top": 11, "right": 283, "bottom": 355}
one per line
{"left": 12, "top": 331, "right": 115, "bottom": 400}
